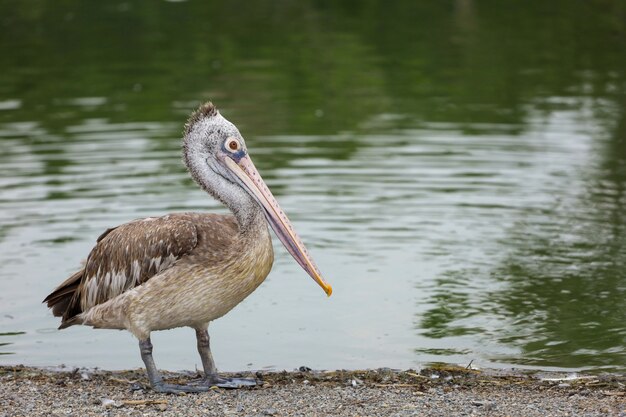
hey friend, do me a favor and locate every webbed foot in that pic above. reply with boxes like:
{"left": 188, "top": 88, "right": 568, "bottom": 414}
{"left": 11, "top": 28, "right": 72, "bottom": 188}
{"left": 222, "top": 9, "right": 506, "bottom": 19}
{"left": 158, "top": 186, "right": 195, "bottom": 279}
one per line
{"left": 208, "top": 376, "right": 258, "bottom": 389}
{"left": 152, "top": 381, "right": 210, "bottom": 394}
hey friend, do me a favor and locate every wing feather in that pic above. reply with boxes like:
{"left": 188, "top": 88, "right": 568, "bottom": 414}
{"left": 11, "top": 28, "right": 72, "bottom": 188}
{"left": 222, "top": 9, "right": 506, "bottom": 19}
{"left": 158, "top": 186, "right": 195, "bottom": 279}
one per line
{"left": 79, "top": 215, "right": 198, "bottom": 311}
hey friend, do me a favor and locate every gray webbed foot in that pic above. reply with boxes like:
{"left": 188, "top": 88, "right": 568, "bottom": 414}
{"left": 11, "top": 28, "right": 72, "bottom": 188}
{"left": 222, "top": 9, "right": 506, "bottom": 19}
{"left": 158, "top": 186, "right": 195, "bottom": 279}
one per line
{"left": 140, "top": 338, "right": 211, "bottom": 394}
{"left": 139, "top": 331, "right": 259, "bottom": 394}
{"left": 193, "top": 328, "right": 260, "bottom": 389}
{"left": 152, "top": 381, "right": 210, "bottom": 394}
{"left": 187, "top": 376, "right": 259, "bottom": 389}
{"left": 209, "top": 376, "right": 258, "bottom": 389}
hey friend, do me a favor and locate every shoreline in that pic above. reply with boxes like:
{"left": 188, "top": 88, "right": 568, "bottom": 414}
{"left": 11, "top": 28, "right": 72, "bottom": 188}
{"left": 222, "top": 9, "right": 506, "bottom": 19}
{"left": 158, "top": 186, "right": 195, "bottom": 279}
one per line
{"left": 1, "top": 365, "right": 624, "bottom": 416}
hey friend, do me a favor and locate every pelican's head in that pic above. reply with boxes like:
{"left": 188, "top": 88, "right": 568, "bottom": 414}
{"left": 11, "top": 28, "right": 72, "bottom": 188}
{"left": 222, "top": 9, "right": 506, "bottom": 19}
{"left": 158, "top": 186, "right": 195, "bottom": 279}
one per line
{"left": 183, "top": 102, "right": 332, "bottom": 297}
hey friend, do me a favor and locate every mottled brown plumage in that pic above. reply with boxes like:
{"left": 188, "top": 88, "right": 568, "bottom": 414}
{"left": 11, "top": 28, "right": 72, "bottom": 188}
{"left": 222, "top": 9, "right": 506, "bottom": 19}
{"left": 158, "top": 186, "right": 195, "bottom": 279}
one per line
{"left": 45, "top": 215, "right": 200, "bottom": 323}
{"left": 44, "top": 212, "right": 273, "bottom": 338}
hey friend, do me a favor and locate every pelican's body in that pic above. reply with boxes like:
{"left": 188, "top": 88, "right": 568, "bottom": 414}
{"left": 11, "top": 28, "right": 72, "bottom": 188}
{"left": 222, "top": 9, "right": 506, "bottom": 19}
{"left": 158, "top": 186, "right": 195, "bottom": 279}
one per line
{"left": 77, "top": 213, "right": 272, "bottom": 339}
{"left": 44, "top": 103, "right": 331, "bottom": 393}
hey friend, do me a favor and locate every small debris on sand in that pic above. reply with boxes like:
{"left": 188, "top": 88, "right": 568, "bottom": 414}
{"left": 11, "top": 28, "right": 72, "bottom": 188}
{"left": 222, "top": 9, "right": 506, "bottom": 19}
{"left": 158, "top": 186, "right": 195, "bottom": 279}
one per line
{"left": 0, "top": 365, "right": 624, "bottom": 416}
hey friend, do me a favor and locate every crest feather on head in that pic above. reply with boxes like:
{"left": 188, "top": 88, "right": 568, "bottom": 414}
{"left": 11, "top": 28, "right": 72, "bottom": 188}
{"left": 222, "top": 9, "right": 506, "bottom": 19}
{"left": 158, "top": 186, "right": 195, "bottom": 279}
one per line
{"left": 184, "top": 102, "right": 219, "bottom": 135}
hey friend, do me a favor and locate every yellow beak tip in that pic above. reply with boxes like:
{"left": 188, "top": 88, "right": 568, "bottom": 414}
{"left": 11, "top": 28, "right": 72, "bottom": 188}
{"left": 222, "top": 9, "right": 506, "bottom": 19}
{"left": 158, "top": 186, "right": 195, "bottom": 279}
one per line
{"left": 324, "top": 285, "right": 333, "bottom": 297}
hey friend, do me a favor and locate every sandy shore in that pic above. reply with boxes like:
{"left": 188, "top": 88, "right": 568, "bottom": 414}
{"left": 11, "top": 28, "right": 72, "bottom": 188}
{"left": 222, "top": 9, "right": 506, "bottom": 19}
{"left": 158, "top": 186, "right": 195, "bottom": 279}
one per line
{"left": 0, "top": 365, "right": 624, "bottom": 416}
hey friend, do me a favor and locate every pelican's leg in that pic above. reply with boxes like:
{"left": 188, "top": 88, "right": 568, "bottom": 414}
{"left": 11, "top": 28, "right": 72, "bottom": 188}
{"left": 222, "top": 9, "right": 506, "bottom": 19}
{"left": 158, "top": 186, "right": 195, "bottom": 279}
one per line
{"left": 139, "top": 337, "right": 209, "bottom": 394}
{"left": 195, "top": 327, "right": 257, "bottom": 388}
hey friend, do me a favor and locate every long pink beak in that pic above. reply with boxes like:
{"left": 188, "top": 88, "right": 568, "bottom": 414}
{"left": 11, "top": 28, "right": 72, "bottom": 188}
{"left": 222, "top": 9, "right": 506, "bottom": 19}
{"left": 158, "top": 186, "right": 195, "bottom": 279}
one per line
{"left": 223, "top": 153, "right": 332, "bottom": 296}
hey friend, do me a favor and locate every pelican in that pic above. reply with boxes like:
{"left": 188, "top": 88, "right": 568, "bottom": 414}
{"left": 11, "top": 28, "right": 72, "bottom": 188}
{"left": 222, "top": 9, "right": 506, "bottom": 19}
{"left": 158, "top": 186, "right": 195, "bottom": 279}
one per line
{"left": 43, "top": 102, "right": 332, "bottom": 393}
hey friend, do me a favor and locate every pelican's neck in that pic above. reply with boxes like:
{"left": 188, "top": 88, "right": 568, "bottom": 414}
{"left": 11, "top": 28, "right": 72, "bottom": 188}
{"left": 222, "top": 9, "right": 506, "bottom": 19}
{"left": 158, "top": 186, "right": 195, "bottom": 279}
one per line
{"left": 183, "top": 147, "right": 268, "bottom": 235}
{"left": 229, "top": 197, "right": 267, "bottom": 235}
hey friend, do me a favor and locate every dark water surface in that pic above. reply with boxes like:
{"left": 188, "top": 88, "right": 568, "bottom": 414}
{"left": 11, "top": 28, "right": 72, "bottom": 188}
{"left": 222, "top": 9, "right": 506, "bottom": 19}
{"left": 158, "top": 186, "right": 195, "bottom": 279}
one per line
{"left": 1, "top": 1, "right": 625, "bottom": 372}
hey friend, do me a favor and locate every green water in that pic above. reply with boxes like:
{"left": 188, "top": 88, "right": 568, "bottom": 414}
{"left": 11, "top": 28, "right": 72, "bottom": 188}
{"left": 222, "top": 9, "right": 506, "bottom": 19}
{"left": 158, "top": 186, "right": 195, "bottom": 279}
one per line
{"left": 0, "top": 0, "right": 625, "bottom": 372}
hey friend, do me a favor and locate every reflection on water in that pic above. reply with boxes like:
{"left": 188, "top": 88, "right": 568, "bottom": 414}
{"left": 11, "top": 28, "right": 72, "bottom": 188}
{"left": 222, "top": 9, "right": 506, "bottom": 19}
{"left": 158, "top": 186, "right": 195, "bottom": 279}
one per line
{"left": 0, "top": 332, "right": 25, "bottom": 355}
{"left": 0, "top": 0, "right": 624, "bottom": 372}
{"left": 417, "top": 102, "right": 626, "bottom": 371}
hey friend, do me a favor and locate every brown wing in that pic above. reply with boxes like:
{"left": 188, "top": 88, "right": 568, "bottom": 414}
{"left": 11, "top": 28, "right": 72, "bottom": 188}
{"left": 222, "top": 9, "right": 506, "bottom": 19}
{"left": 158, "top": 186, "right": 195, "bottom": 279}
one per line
{"left": 44, "top": 214, "right": 199, "bottom": 323}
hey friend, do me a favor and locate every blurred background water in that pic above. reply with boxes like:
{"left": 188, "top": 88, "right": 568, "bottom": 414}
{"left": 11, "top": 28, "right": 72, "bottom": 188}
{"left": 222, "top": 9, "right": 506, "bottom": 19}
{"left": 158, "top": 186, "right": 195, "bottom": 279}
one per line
{"left": 0, "top": 0, "right": 625, "bottom": 373}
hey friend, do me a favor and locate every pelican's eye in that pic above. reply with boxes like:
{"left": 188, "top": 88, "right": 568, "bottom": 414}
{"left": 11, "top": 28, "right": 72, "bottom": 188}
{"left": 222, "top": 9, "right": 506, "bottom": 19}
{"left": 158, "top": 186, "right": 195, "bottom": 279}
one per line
{"left": 226, "top": 138, "right": 241, "bottom": 152}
